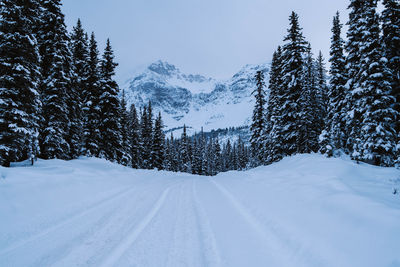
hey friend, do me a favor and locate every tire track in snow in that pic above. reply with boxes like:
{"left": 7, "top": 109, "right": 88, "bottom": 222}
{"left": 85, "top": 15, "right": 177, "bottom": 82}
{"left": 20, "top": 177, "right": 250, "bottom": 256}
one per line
{"left": 165, "top": 183, "right": 187, "bottom": 267}
{"left": 210, "top": 179, "right": 327, "bottom": 267}
{"left": 98, "top": 185, "right": 172, "bottom": 267}
{"left": 192, "top": 178, "right": 222, "bottom": 267}
{"left": 0, "top": 184, "right": 138, "bottom": 257}
{"left": 49, "top": 183, "right": 161, "bottom": 267}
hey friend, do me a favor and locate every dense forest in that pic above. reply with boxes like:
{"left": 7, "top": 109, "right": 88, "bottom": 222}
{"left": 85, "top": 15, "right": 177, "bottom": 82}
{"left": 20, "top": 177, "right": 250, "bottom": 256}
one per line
{"left": 1, "top": 0, "right": 399, "bottom": 175}
{"left": 251, "top": 0, "right": 400, "bottom": 168}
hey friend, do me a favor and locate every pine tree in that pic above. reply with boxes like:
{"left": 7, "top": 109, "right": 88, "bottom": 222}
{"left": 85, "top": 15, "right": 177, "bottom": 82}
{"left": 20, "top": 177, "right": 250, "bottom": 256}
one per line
{"left": 322, "top": 12, "right": 348, "bottom": 156}
{"left": 237, "top": 137, "right": 247, "bottom": 170}
{"left": 381, "top": 0, "right": 400, "bottom": 162}
{"left": 163, "top": 135, "right": 173, "bottom": 171}
{"left": 37, "top": 0, "right": 73, "bottom": 159}
{"left": 352, "top": 0, "right": 397, "bottom": 166}
{"left": 199, "top": 129, "right": 207, "bottom": 174}
{"left": 98, "top": 39, "right": 123, "bottom": 162}
{"left": 167, "top": 133, "right": 179, "bottom": 172}
{"left": 250, "top": 70, "right": 266, "bottom": 165}
{"left": 214, "top": 138, "right": 222, "bottom": 173}
{"left": 278, "top": 11, "right": 308, "bottom": 156}
{"left": 152, "top": 112, "right": 165, "bottom": 170}
{"left": 205, "top": 139, "right": 214, "bottom": 176}
{"left": 266, "top": 46, "right": 284, "bottom": 163}
{"left": 69, "top": 18, "right": 89, "bottom": 158}
{"left": 139, "top": 103, "right": 153, "bottom": 169}
{"left": 345, "top": 0, "right": 366, "bottom": 155}
{"left": 0, "top": 0, "right": 41, "bottom": 166}
{"left": 315, "top": 51, "right": 329, "bottom": 131}
{"left": 298, "top": 44, "right": 320, "bottom": 153}
{"left": 191, "top": 137, "right": 204, "bottom": 175}
{"left": 128, "top": 103, "right": 141, "bottom": 168}
{"left": 119, "top": 90, "right": 131, "bottom": 166}
{"left": 180, "top": 125, "right": 191, "bottom": 172}
{"left": 84, "top": 32, "right": 102, "bottom": 156}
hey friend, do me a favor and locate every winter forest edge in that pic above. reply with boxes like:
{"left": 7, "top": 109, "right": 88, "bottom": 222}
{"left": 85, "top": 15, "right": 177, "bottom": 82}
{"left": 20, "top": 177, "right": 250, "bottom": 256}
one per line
{"left": 1, "top": 0, "right": 399, "bottom": 176}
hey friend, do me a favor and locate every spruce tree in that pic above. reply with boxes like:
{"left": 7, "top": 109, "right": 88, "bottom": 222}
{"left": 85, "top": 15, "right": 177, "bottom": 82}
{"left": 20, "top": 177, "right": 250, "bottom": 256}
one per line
{"left": 266, "top": 46, "right": 284, "bottom": 163}
{"left": 279, "top": 11, "right": 308, "bottom": 156}
{"left": 0, "top": 0, "right": 41, "bottom": 166}
{"left": 128, "top": 103, "right": 141, "bottom": 168}
{"left": 152, "top": 112, "right": 165, "bottom": 170}
{"left": 37, "top": 0, "right": 73, "bottom": 159}
{"left": 250, "top": 70, "right": 266, "bottom": 165}
{"left": 180, "top": 125, "right": 191, "bottom": 172}
{"left": 299, "top": 44, "right": 319, "bottom": 153}
{"left": 163, "top": 135, "right": 173, "bottom": 171}
{"left": 98, "top": 39, "right": 124, "bottom": 162}
{"left": 352, "top": 0, "right": 397, "bottom": 166}
{"left": 214, "top": 138, "right": 222, "bottom": 173}
{"left": 381, "top": 0, "right": 400, "bottom": 155}
{"left": 199, "top": 129, "right": 207, "bottom": 174}
{"left": 322, "top": 12, "right": 348, "bottom": 156}
{"left": 345, "top": 0, "right": 365, "bottom": 154}
{"left": 139, "top": 103, "right": 153, "bottom": 169}
{"left": 315, "top": 51, "right": 329, "bottom": 131}
{"left": 119, "top": 90, "right": 131, "bottom": 166}
{"left": 69, "top": 18, "right": 89, "bottom": 158}
{"left": 168, "top": 133, "right": 179, "bottom": 172}
{"left": 84, "top": 32, "right": 102, "bottom": 156}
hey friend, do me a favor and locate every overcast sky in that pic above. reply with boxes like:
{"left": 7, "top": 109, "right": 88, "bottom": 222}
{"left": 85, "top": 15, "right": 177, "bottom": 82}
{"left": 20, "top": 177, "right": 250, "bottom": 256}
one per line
{"left": 62, "top": 0, "right": 350, "bottom": 83}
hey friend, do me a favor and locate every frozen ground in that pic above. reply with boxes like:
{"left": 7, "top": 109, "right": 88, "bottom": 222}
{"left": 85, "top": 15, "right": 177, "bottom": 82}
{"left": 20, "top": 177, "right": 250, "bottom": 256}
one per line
{"left": 0, "top": 154, "right": 399, "bottom": 267}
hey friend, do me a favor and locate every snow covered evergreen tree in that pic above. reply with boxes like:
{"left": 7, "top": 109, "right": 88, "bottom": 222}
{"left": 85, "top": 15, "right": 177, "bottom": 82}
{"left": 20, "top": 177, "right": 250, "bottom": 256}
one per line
{"left": 321, "top": 12, "right": 348, "bottom": 156}
{"left": 351, "top": 0, "right": 397, "bottom": 166}
{"left": 278, "top": 11, "right": 308, "bottom": 156}
{"left": 214, "top": 138, "right": 222, "bottom": 173}
{"left": 191, "top": 137, "right": 203, "bottom": 175}
{"left": 128, "top": 103, "right": 141, "bottom": 168}
{"left": 37, "top": 0, "right": 73, "bottom": 159}
{"left": 250, "top": 70, "right": 266, "bottom": 165}
{"left": 97, "top": 39, "right": 124, "bottom": 163}
{"left": 266, "top": 46, "right": 284, "bottom": 163}
{"left": 83, "top": 32, "right": 102, "bottom": 156}
{"left": 381, "top": 0, "right": 400, "bottom": 163}
{"left": 315, "top": 51, "right": 329, "bottom": 131}
{"left": 69, "top": 18, "right": 89, "bottom": 158}
{"left": 0, "top": 0, "right": 41, "bottom": 166}
{"left": 179, "top": 125, "right": 191, "bottom": 173}
{"left": 345, "top": 0, "right": 366, "bottom": 155}
{"left": 152, "top": 112, "right": 165, "bottom": 170}
{"left": 118, "top": 90, "right": 131, "bottom": 166}
{"left": 140, "top": 103, "right": 153, "bottom": 169}
{"left": 298, "top": 44, "right": 320, "bottom": 153}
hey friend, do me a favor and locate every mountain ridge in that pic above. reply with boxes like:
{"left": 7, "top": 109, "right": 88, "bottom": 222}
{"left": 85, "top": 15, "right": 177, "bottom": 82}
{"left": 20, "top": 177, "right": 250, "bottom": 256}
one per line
{"left": 122, "top": 60, "right": 270, "bottom": 134}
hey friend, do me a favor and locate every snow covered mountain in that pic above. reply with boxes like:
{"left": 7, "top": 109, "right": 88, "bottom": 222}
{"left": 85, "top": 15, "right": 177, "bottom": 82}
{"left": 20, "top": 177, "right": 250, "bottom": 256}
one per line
{"left": 122, "top": 60, "right": 270, "bottom": 134}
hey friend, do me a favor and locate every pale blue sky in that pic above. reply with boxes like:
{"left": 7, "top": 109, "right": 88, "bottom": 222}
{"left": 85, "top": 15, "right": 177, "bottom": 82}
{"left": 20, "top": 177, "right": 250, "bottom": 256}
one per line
{"left": 62, "top": 0, "right": 350, "bottom": 83}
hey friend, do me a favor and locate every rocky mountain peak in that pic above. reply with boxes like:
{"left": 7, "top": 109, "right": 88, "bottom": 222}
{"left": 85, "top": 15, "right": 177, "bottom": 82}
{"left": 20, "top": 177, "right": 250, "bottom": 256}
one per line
{"left": 123, "top": 60, "right": 270, "bottom": 134}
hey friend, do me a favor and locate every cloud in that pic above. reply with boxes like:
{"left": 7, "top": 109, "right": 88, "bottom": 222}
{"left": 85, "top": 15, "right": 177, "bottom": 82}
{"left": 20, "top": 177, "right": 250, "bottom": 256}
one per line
{"left": 62, "top": 0, "right": 350, "bottom": 83}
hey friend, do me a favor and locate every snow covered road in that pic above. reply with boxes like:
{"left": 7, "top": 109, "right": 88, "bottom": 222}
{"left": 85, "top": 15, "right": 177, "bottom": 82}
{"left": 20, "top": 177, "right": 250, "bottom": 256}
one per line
{"left": 1, "top": 155, "right": 400, "bottom": 267}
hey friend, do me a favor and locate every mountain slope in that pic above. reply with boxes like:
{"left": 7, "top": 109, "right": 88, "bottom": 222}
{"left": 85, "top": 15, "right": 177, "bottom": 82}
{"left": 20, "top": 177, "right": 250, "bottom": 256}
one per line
{"left": 122, "top": 60, "right": 270, "bottom": 133}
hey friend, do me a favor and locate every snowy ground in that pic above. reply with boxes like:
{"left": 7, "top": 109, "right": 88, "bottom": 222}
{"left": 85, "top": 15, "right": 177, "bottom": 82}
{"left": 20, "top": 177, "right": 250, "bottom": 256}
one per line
{"left": 1, "top": 154, "right": 400, "bottom": 267}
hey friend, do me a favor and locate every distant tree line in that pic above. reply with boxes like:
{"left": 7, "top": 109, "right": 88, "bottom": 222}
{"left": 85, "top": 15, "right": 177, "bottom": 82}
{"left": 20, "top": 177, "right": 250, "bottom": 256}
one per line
{"left": 127, "top": 102, "right": 251, "bottom": 175}
{"left": 251, "top": 0, "right": 400, "bottom": 168}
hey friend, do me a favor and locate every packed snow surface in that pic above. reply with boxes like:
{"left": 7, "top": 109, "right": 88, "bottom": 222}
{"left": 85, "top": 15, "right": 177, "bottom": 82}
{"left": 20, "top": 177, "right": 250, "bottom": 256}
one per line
{"left": 1, "top": 154, "right": 400, "bottom": 267}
